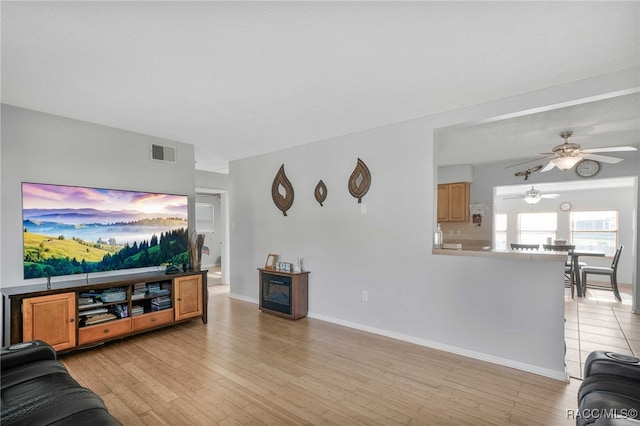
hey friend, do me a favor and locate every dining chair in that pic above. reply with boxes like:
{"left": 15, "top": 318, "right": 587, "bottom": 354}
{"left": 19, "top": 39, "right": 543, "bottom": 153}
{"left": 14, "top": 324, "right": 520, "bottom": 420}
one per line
{"left": 581, "top": 245, "right": 624, "bottom": 302}
{"left": 510, "top": 243, "right": 539, "bottom": 250}
{"left": 542, "top": 244, "right": 577, "bottom": 297}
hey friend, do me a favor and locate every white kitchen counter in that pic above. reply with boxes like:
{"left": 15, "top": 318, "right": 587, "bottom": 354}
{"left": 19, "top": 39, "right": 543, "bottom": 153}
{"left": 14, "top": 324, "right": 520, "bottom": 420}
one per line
{"left": 432, "top": 248, "right": 567, "bottom": 262}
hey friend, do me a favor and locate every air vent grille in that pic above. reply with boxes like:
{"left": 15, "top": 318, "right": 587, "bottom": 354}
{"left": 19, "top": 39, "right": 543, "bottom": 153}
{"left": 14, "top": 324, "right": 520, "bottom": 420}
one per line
{"left": 150, "top": 144, "right": 176, "bottom": 163}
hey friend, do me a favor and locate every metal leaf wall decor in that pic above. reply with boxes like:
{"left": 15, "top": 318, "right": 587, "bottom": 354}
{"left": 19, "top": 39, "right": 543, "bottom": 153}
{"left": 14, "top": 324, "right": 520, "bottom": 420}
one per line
{"left": 348, "top": 158, "right": 371, "bottom": 203}
{"left": 271, "top": 164, "right": 295, "bottom": 216}
{"left": 314, "top": 180, "right": 327, "bottom": 206}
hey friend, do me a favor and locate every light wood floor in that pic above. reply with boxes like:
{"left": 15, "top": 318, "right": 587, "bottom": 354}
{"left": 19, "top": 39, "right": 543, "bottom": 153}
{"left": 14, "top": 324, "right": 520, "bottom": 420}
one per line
{"left": 61, "top": 285, "right": 582, "bottom": 425}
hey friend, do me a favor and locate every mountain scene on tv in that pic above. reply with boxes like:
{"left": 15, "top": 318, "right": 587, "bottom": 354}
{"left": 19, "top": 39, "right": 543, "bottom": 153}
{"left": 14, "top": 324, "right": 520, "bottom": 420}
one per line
{"left": 22, "top": 183, "right": 189, "bottom": 279}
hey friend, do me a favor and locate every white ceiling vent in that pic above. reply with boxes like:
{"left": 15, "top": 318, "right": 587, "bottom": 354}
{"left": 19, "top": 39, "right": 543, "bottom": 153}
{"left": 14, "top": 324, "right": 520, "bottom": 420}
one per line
{"left": 150, "top": 143, "right": 176, "bottom": 163}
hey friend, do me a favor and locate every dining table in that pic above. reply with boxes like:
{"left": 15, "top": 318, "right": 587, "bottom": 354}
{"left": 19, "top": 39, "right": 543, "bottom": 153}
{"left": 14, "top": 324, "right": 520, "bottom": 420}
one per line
{"left": 571, "top": 250, "right": 606, "bottom": 297}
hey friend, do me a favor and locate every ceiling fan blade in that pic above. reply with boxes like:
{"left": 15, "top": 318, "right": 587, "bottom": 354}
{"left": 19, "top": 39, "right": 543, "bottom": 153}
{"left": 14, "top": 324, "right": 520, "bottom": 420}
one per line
{"left": 503, "top": 196, "right": 524, "bottom": 200}
{"left": 583, "top": 153, "right": 623, "bottom": 164}
{"left": 540, "top": 161, "right": 557, "bottom": 172}
{"left": 582, "top": 146, "right": 637, "bottom": 154}
{"left": 541, "top": 194, "right": 560, "bottom": 198}
{"left": 504, "top": 156, "right": 553, "bottom": 169}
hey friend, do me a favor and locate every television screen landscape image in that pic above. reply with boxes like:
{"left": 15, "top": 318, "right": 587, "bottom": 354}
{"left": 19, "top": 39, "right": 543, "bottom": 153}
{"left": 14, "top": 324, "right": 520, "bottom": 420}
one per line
{"left": 22, "top": 182, "right": 189, "bottom": 279}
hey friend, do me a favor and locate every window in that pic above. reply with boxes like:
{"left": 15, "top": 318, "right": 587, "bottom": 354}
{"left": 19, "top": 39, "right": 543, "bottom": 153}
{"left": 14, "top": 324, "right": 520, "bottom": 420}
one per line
{"left": 494, "top": 213, "right": 507, "bottom": 250}
{"left": 195, "top": 203, "right": 214, "bottom": 233}
{"left": 570, "top": 211, "right": 617, "bottom": 256}
{"left": 518, "top": 212, "right": 557, "bottom": 244}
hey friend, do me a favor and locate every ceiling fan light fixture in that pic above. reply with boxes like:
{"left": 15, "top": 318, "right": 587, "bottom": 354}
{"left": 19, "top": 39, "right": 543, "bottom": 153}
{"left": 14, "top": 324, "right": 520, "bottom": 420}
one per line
{"left": 523, "top": 187, "right": 542, "bottom": 204}
{"left": 552, "top": 156, "right": 582, "bottom": 171}
{"left": 523, "top": 196, "right": 542, "bottom": 205}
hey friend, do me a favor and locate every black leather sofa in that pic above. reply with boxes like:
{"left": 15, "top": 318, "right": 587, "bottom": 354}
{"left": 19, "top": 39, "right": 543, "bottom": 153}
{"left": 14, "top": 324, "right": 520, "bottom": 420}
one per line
{"left": 1, "top": 340, "right": 121, "bottom": 425}
{"left": 577, "top": 351, "right": 640, "bottom": 426}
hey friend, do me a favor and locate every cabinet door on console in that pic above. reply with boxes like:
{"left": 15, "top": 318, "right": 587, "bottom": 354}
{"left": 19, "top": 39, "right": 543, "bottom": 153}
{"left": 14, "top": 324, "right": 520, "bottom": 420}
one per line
{"left": 22, "top": 292, "right": 76, "bottom": 351}
{"left": 174, "top": 275, "right": 203, "bottom": 321}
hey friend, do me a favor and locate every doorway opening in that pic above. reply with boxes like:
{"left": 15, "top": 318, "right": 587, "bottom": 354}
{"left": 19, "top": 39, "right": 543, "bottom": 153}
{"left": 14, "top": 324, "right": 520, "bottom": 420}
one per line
{"left": 195, "top": 187, "right": 229, "bottom": 289}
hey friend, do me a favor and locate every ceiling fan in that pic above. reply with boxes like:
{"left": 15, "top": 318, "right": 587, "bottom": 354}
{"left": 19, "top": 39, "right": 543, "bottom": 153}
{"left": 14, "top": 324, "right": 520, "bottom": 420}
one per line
{"left": 514, "top": 164, "right": 543, "bottom": 181}
{"left": 506, "top": 131, "right": 637, "bottom": 172}
{"left": 504, "top": 186, "right": 560, "bottom": 205}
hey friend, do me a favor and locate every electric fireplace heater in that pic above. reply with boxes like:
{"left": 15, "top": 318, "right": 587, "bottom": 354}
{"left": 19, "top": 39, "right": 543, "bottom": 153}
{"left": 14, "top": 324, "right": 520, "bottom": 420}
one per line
{"left": 261, "top": 275, "right": 292, "bottom": 315}
{"left": 258, "top": 268, "right": 309, "bottom": 319}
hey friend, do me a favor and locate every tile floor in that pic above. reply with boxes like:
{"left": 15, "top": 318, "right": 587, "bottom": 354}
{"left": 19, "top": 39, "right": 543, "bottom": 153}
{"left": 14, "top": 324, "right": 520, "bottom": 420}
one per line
{"left": 564, "top": 282, "right": 640, "bottom": 379}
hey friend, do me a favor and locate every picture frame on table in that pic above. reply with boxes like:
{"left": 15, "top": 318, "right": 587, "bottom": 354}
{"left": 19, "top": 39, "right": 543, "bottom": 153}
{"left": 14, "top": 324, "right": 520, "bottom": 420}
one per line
{"left": 265, "top": 254, "right": 278, "bottom": 270}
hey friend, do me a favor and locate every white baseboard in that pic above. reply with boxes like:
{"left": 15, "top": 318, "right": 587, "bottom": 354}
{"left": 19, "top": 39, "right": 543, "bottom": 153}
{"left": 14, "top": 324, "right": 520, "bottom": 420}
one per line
{"left": 228, "top": 293, "right": 258, "bottom": 304}
{"left": 307, "top": 312, "right": 570, "bottom": 382}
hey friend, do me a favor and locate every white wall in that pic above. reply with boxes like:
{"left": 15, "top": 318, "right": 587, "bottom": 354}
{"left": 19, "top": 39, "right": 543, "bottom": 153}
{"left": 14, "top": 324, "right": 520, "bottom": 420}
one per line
{"left": 0, "top": 105, "right": 197, "bottom": 289}
{"left": 195, "top": 169, "right": 229, "bottom": 190}
{"left": 229, "top": 68, "right": 640, "bottom": 378}
{"left": 437, "top": 164, "right": 474, "bottom": 184}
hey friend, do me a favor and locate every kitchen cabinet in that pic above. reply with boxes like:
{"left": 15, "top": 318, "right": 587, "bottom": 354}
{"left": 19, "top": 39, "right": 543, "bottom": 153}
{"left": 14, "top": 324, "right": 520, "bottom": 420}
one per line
{"left": 437, "top": 182, "right": 470, "bottom": 222}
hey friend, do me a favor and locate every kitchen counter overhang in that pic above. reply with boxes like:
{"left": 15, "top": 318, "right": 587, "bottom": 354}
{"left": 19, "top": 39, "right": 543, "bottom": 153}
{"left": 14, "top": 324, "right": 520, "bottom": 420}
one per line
{"left": 433, "top": 248, "right": 568, "bottom": 262}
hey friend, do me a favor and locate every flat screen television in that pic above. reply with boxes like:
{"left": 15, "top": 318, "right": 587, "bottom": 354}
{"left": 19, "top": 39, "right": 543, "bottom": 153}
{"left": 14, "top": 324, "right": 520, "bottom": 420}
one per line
{"left": 22, "top": 182, "right": 189, "bottom": 280}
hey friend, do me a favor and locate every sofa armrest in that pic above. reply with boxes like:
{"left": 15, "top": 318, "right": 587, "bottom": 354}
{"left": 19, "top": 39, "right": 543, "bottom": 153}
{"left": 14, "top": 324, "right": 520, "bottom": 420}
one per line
{"left": 584, "top": 351, "right": 640, "bottom": 381}
{"left": 1, "top": 340, "right": 57, "bottom": 371}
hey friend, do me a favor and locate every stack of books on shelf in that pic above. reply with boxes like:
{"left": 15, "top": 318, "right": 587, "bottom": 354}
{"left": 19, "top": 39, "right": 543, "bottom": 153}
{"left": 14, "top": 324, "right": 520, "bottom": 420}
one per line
{"left": 80, "top": 307, "right": 108, "bottom": 317}
{"left": 101, "top": 288, "right": 126, "bottom": 302}
{"left": 78, "top": 294, "right": 104, "bottom": 309}
{"left": 85, "top": 312, "right": 117, "bottom": 325}
{"left": 147, "top": 282, "right": 160, "bottom": 293}
{"left": 132, "top": 282, "right": 147, "bottom": 300}
{"left": 151, "top": 296, "right": 171, "bottom": 311}
{"left": 131, "top": 305, "right": 144, "bottom": 316}
{"left": 147, "top": 282, "right": 170, "bottom": 296}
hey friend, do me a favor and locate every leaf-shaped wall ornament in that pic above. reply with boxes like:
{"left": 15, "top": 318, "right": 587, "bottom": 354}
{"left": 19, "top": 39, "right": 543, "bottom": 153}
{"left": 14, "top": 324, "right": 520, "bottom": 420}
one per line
{"left": 271, "top": 164, "right": 294, "bottom": 216}
{"left": 348, "top": 158, "right": 371, "bottom": 203}
{"left": 314, "top": 180, "right": 327, "bottom": 206}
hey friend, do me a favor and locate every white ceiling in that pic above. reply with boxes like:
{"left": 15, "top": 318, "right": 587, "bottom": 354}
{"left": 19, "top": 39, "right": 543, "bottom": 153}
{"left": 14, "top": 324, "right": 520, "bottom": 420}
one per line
{"left": 437, "top": 92, "right": 640, "bottom": 167}
{"left": 2, "top": 2, "right": 639, "bottom": 173}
